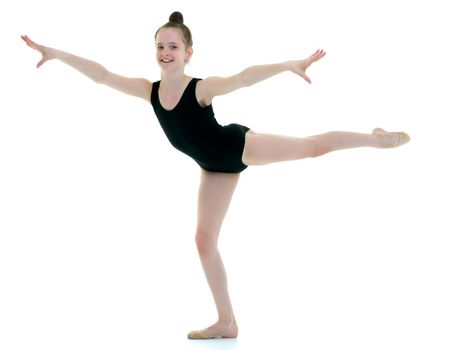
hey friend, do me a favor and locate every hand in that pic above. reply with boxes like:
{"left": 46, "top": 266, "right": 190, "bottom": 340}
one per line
{"left": 21, "top": 35, "right": 55, "bottom": 69}
{"left": 289, "top": 49, "right": 326, "bottom": 84}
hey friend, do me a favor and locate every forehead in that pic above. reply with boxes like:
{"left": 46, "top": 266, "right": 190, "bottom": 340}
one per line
{"left": 156, "top": 27, "right": 184, "bottom": 43}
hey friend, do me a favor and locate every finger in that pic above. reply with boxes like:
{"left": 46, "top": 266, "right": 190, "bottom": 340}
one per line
{"left": 314, "top": 50, "right": 326, "bottom": 61}
{"left": 309, "top": 50, "right": 319, "bottom": 59}
{"left": 300, "top": 73, "right": 311, "bottom": 84}
{"left": 22, "top": 36, "right": 35, "bottom": 49}
{"left": 309, "top": 49, "right": 323, "bottom": 61}
{"left": 22, "top": 35, "right": 32, "bottom": 44}
{"left": 21, "top": 35, "right": 30, "bottom": 45}
{"left": 36, "top": 58, "right": 46, "bottom": 69}
{"left": 23, "top": 36, "right": 39, "bottom": 50}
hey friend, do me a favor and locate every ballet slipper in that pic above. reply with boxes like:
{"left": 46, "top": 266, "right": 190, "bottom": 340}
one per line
{"left": 398, "top": 132, "right": 411, "bottom": 146}
{"left": 373, "top": 128, "right": 411, "bottom": 147}
{"left": 187, "top": 323, "right": 237, "bottom": 340}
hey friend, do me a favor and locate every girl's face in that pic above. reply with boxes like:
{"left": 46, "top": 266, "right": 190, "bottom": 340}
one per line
{"left": 155, "top": 28, "right": 192, "bottom": 72}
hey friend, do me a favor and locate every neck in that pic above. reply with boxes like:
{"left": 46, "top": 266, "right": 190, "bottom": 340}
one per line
{"left": 160, "top": 70, "right": 188, "bottom": 88}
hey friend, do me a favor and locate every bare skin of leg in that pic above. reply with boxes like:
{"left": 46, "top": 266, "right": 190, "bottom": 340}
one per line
{"left": 188, "top": 127, "right": 409, "bottom": 338}
{"left": 242, "top": 128, "right": 410, "bottom": 165}
{"left": 190, "top": 170, "right": 240, "bottom": 338}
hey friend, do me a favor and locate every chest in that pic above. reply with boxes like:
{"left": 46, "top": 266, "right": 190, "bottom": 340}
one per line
{"left": 158, "top": 89, "right": 185, "bottom": 111}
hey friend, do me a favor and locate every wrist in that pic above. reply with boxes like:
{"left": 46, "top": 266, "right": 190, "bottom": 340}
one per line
{"left": 283, "top": 60, "right": 293, "bottom": 72}
{"left": 48, "top": 47, "right": 61, "bottom": 60}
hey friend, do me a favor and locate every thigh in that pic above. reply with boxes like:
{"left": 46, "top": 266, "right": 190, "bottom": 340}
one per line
{"left": 197, "top": 170, "right": 240, "bottom": 236}
{"left": 242, "top": 130, "right": 310, "bottom": 166}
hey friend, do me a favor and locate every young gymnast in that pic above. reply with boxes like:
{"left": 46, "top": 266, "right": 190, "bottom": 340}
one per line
{"left": 22, "top": 11, "right": 410, "bottom": 340}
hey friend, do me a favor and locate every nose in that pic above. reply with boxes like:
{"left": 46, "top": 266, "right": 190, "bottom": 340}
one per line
{"left": 162, "top": 47, "right": 172, "bottom": 56}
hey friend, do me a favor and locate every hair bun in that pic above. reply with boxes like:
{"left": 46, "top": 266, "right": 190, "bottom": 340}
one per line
{"left": 169, "top": 11, "right": 184, "bottom": 24}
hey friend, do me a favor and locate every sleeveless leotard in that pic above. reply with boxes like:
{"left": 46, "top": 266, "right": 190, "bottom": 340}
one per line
{"left": 150, "top": 78, "right": 250, "bottom": 173}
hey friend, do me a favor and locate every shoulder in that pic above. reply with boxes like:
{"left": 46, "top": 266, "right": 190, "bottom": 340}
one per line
{"left": 151, "top": 80, "right": 160, "bottom": 91}
{"left": 100, "top": 72, "right": 154, "bottom": 103}
{"left": 193, "top": 78, "right": 212, "bottom": 107}
{"left": 195, "top": 74, "right": 245, "bottom": 105}
{"left": 149, "top": 80, "right": 160, "bottom": 97}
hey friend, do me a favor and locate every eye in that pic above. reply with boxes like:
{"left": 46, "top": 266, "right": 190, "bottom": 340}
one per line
{"left": 170, "top": 45, "right": 178, "bottom": 50}
{"left": 156, "top": 45, "right": 163, "bottom": 50}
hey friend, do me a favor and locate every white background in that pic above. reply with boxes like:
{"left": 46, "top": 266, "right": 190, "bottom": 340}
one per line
{"left": 1, "top": 0, "right": 466, "bottom": 349}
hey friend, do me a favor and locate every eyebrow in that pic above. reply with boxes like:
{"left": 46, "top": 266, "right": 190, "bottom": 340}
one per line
{"left": 156, "top": 41, "right": 179, "bottom": 46}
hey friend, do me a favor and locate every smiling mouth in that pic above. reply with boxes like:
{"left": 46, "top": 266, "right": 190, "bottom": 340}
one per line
{"left": 161, "top": 58, "right": 174, "bottom": 63}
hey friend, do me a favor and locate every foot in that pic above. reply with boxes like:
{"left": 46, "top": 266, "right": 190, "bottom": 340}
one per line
{"left": 187, "top": 320, "right": 238, "bottom": 340}
{"left": 372, "top": 128, "right": 411, "bottom": 148}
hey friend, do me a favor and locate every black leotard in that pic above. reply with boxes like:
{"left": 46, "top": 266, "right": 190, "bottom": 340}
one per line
{"left": 150, "top": 78, "right": 250, "bottom": 173}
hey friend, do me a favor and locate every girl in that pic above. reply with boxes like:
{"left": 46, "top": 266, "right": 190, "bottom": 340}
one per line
{"left": 22, "top": 11, "right": 410, "bottom": 340}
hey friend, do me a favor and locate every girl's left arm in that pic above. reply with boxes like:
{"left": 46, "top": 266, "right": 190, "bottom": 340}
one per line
{"left": 197, "top": 49, "right": 326, "bottom": 105}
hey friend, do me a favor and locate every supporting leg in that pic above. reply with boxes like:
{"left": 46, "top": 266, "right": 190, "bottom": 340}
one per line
{"left": 188, "top": 170, "right": 240, "bottom": 339}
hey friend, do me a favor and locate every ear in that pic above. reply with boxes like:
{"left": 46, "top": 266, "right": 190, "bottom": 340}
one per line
{"left": 185, "top": 47, "right": 193, "bottom": 62}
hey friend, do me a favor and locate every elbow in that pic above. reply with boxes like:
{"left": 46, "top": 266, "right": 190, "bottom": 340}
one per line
{"left": 239, "top": 70, "right": 252, "bottom": 87}
{"left": 94, "top": 67, "right": 108, "bottom": 84}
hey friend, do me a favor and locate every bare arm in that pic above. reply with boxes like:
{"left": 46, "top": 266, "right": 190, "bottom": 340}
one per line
{"left": 21, "top": 35, "right": 152, "bottom": 102}
{"left": 197, "top": 49, "right": 326, "bottom": 105}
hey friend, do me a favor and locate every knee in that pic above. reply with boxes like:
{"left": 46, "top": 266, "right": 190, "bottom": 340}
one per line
{"left": 306, "top": 136, "right": 328, "bottom": 158}
{"left": 195, "top": 228, "right": 218, "bottom": 257}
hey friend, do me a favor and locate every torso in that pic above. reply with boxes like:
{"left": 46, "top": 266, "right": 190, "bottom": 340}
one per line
{"left": 149, "top": 77, "right": 250, "bottom": 173}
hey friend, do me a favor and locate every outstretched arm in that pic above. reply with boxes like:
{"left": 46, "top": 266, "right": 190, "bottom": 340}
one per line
{"left": 21, "top": 35, "right": 152, "bottom": 102}
{"left": 241, "top": 49, "right": 326, "bottom": 86}
{"left": 197, "top": 50, "right": 326, "bottom": 105}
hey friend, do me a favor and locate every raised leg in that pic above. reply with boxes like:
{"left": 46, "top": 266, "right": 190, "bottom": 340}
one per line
{"left": 188, "top": 170, "right": 240, "bottom": 339}
{"left": 241, "top": 128, "right": 410, "bottom": 166}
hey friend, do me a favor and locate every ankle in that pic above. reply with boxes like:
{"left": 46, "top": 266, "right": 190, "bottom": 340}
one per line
{"left": 218, "top": 315, "right": 235, "bottom": 326}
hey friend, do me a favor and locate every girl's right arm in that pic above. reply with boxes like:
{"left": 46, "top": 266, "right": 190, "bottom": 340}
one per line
{"left": 21, "top": 35, "right": 152, "bottom": 102}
